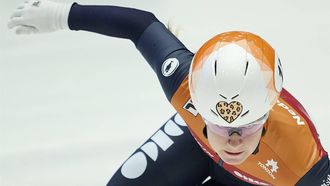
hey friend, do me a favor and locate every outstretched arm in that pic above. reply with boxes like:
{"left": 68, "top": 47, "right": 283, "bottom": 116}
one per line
{"left": 68, "top": 3, "right": 156, "bottom": 45}
{"left": 8, "top": 0, "right": 193, "bottom": 100}
{"left": 67, "top": 3, "right": 188, "bottom": 71}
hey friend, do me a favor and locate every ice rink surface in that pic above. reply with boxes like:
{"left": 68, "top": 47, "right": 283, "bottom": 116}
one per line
{"left": 0, "top": 0, "right": 330, "bottom": 185}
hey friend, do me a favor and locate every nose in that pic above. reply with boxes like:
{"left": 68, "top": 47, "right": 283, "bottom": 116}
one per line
{"left": 227, "top": 133, "right": 243, "bottom": 148}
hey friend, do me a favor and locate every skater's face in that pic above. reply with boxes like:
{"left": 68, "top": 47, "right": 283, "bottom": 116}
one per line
{"left": 207, "top": 125, "right": 263, "bottom": 165}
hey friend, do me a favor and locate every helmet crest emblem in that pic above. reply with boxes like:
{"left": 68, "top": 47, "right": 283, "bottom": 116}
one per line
{"left": 216, "top": 101, "right": 243, "bottom": 123}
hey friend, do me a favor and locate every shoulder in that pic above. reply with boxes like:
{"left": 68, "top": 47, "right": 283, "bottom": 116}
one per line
{"left": 154, "top": 48, "right": 194, "bottom": 101}
{"left": 264, "top": 88, "right": 327, "bottom": 179}
{"left": 270, "top": 88, "right": 325, "bottom": 155}
{"left": 136, "top": 21, "right": 194, "bottom": 101}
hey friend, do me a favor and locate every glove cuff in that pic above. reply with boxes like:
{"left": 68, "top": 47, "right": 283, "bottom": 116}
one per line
{"left": 56, "top": 2, "right": 74, "bottom": 30}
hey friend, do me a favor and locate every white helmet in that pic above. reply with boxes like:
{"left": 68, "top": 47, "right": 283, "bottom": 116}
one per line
{"left": 189, "top": 31, "right": 283, "bottom": 128}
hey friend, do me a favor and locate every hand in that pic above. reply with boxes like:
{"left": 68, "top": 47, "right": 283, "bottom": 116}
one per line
{"left": 8, "top": 0, "right": 73, "bottom": 34}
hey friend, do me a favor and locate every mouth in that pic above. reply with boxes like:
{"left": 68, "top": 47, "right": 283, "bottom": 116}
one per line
{"left": 224, "top": 151, "right": 243, "bottom": 156}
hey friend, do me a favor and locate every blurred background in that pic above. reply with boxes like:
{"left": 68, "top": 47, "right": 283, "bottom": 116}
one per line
{"left": 1, "top": 0, "right": 329, "bottom": 185}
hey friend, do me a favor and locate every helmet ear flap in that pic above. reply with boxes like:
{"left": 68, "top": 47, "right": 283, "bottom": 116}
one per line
{"left": 274, "top": 53, "right": 284, "bottom": 93}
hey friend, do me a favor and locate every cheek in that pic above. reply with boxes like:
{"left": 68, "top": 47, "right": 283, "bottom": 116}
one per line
{"left": 243, "top": 128, "right": 263, "bottom": 152}
{"left": 206, "top": 127, "right": 227, "bottom": 151}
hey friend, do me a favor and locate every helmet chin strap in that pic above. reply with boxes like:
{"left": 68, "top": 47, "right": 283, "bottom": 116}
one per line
{"left": 228, "top": 128, "right": 243, "bottom": 136}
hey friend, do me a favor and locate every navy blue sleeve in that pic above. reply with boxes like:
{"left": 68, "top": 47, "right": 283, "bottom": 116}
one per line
{"left": 137, "top": 22, "right": 193, "bottom": 100}
{"left": 68, "top": 3, "right": 193, "bottom": 101}
{"left": 296, "top": 156, "right": 330, "bottom": 186}
{"left": 68, "top": 3, "right": 157, "bottom": 44}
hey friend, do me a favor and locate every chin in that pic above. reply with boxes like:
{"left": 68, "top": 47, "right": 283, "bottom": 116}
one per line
{"left": 219, "top": 152, "right": 249, "bottom": 165}
{"left": 223, "top": 158, "right": 246, "bottom": 165}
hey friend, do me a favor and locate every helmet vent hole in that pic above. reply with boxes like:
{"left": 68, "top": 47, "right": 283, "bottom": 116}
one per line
{"left": 244, "top": 60, "right": 249, "bottom": 76}
{"left": 210, "top": 109, "right": 219, "bottom": 117}
{"left": 214, "top": 59, "right": 218, "bottom": 76}
{"left": 278, "top": 66, "right": 283, "bottom": 81}
{"left": 241, "top": 110, "right": 250, "bottom": 118}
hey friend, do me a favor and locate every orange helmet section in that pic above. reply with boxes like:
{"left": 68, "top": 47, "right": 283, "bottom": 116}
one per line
{"left": 191, "top": 31, "right": 277, "bottom": 93}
